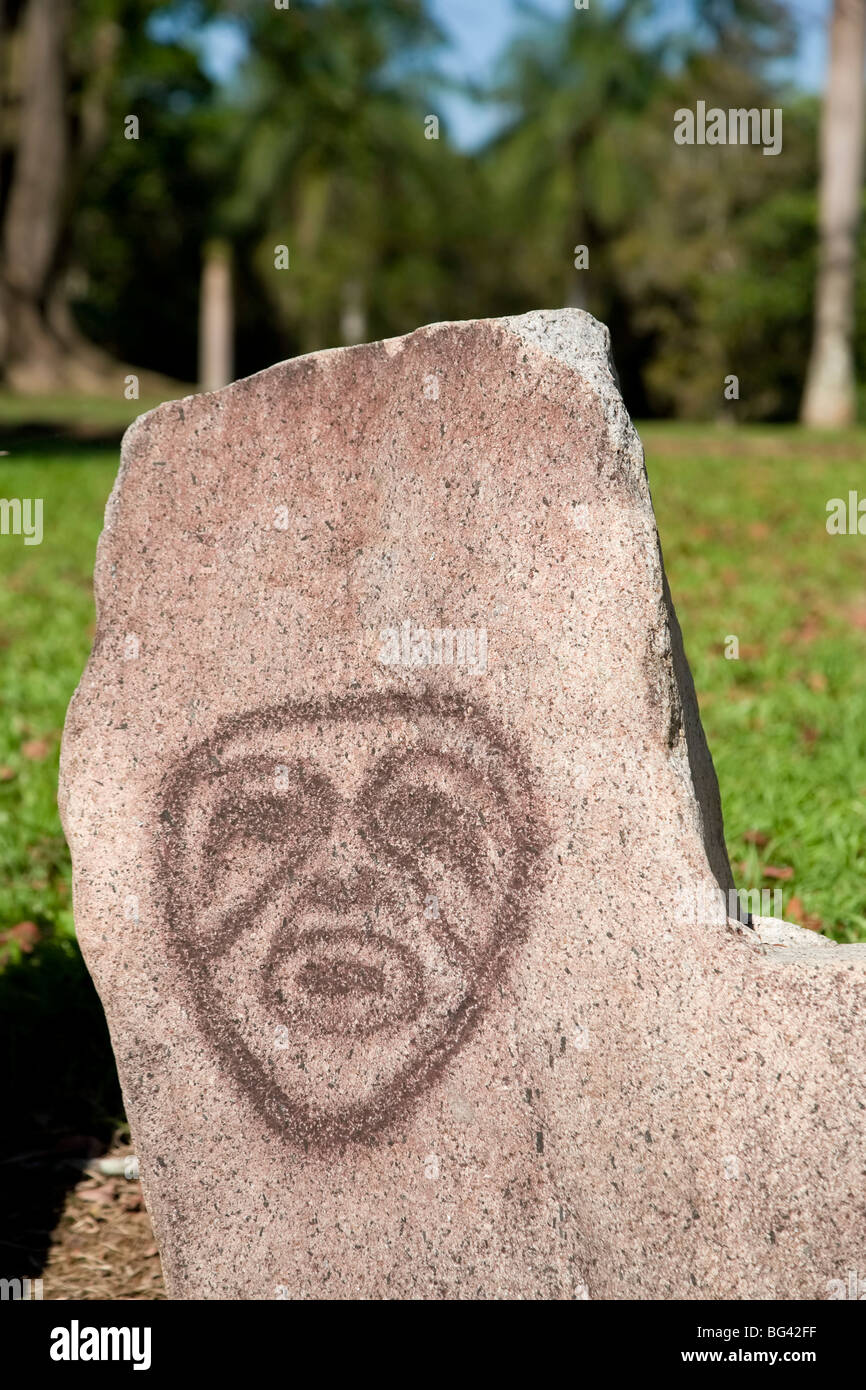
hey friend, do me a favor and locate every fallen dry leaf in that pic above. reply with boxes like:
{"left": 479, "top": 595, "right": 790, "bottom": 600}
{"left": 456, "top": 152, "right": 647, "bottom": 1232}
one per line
{"left": 1, "top": 920, "right": 41, "bottom": 952}
{"left": 781, "top": 614, "right": 823, "bottom": 646}
{"left": 762, "top": 865, "right": 794, "bottom": 881}
{"left": 743, "top": 830, "right": 770, "bottom": 847}
{"left": 21, "top": 737, "right": 52, "bottom": 760}
{"left": 78, "top": 1183, "right": 117, "bottom": 1207}
{"left": 0, "top": 766, "right": 16, "bottom": 781}
{"left": 785, "top": 896, "right": 824, "bottom": 932}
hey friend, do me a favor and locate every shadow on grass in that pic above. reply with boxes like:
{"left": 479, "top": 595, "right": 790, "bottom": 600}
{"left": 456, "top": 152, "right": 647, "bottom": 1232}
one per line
{"left": 0, "top": 421, "right": 126, "bottom": 457}
{"left": 0, "top": 933, "right": 123, "bottom": 1279}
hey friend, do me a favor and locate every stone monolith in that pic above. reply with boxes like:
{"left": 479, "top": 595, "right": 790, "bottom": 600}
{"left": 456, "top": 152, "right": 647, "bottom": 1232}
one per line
{"left": 60, "top": 311, "right": 866, "bottom": 1299}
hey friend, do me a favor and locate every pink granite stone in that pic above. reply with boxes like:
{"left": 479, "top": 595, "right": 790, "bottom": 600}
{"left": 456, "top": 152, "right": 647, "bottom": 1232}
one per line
{"left": 59, "top": 310, "right": 866, "bottom": 1299}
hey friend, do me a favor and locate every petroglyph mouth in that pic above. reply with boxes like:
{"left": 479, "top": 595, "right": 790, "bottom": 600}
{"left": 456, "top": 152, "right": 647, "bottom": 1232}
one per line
{"left": 300, "top": 956, "right": 384, "bottom": 999}
{"left": 266, "top": 927, "right": 426, "bottom": 1036}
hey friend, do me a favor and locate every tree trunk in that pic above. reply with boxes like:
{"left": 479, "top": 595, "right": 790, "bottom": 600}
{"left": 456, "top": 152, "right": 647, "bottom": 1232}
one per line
{"left": 801, "top": 0, "right": 866, "bottom": 427}
{"left": 0, "top": 0, "right": 133, "bottom": 392}
{"left": 199, "top": 240, "right": 234, "bottom": 392}
{"left": 0, "top": 0, "right": 72, "bottom": 387}
{"left": 339, "top": 279, "right": 367, "bottom": 345}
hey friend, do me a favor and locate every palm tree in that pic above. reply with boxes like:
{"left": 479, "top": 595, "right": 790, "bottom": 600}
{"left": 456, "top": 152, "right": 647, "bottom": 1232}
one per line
{"left": 801, "top": 0, "right": 866, "bottom": 427}
{"left": 218, "top": 0, "right": 446, "bottom": 355}
{"left": 491, "top": 2, "right": 659, "bottom": 296}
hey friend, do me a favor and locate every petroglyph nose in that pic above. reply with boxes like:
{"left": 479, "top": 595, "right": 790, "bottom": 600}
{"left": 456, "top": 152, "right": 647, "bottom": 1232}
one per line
{"left": 302, "top": 800, "right": 385, "bottom": 909}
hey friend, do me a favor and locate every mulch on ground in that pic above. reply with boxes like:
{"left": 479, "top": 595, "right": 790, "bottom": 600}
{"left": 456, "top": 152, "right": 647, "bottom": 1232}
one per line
{"left": 40, "top": 1142, "right": 165, "bottom": 1301}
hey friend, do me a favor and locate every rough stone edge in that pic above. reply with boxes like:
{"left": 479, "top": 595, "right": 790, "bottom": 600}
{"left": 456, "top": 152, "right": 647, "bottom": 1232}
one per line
{"left": 751, "top": 916, "right": 866, "bottom": 965}
{"left": 502, "top": 308, "right": 736, "bottom": 903}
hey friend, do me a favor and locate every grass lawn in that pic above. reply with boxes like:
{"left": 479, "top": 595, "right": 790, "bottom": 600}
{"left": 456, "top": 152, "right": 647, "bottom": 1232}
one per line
{"left": 1, "top": 409, "right": 865, "bottom": 960}
{"left": 644, "top": 422, "right": 866, "bottom": 941}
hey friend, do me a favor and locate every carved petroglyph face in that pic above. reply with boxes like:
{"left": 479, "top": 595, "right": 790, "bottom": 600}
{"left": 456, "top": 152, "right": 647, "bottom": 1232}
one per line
{"left": 158, "top": 692, "right": 547, "bottom": 1146}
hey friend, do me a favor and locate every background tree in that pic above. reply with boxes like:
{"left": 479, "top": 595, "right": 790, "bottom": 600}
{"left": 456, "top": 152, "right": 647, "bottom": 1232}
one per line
{"left": 1, "top": 0, "right": 862, "bottom": 418}
{"left": 217, "top": 0, "right": 499, "bottom": 363}
{"left": 801, "top": 0, "right": 866, "bottom": 427}
{"left": 68, "top": 1, "right": 220, "bottom": 386}
{"left": 0, "top": 0, "right": 218, "bottom": 391}
{"left": 0, "top": 0, "right": 77, "bottom": 390}
{"left": 485, "top": 0, "right": 803, "bottom": 416}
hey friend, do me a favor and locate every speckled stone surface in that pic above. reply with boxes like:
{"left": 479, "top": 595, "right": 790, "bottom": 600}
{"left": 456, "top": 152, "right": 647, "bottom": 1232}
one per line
{"left": 59, "top": 310, "right": 865, "bottom": 1300}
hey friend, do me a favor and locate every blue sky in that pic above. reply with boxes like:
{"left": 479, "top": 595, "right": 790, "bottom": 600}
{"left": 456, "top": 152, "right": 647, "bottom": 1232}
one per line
{"left": 195, "top": 0, "right": 832, "bottom": 150}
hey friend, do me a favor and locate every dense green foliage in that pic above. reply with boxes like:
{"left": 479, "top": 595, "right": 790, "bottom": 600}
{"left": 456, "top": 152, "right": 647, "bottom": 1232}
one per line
{"left": 56, "top": 0, "right": 866, "bottom": 419}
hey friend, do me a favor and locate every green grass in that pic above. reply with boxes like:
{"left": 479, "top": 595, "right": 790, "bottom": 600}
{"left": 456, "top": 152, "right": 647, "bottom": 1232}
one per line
{"left": 0, "top": 446, "right": 117, "bottom": 952}
{"left": 0, "top": 389, "right": 176, "bottom": 961}
{"left": 0, "top": 415, "right": 864, "bottom": 952}
{"left": 0, "top": 429, "right": 127, "bottom": 1200}
{"left": 643, "top": 423, "right": 866, "bottom": 941}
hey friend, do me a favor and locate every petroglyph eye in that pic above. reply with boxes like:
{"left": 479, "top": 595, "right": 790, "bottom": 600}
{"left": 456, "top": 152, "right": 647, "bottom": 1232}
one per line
{"left": 367, "top": 776, "right": 484, "bottom": 878}
{"left": 360, "top": 749, "right": 511, "bottom": 906}
{"left": 191, "top": 756, "right": 337, "bottom": 915}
